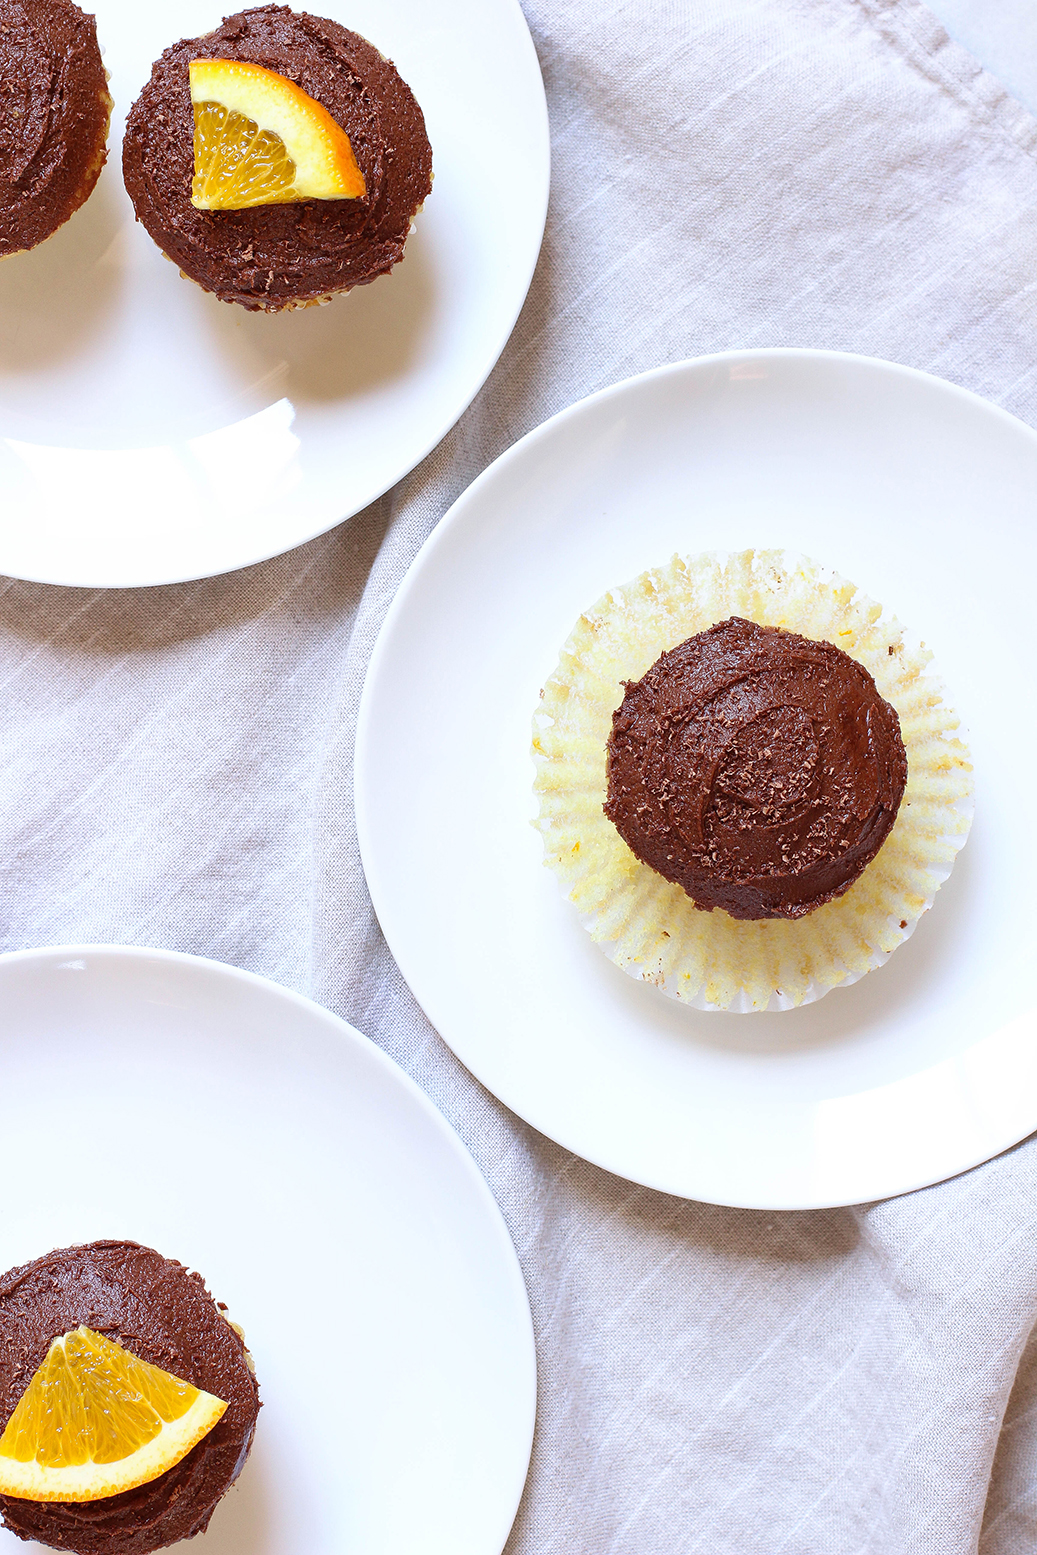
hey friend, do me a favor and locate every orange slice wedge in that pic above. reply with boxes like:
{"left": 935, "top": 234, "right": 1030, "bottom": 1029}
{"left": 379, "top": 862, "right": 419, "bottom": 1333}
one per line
{"left": 190, "top": 58, "right": 366, "bottom": 209}
{"left": 0, "top": 1327, "right": 227, "bottom": 1502}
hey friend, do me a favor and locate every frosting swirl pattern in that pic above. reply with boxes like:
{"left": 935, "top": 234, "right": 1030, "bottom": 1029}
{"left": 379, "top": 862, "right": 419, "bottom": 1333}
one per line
{"left": 0, "top": 0, "right": 111, "bottom": 257}
{"left": 0, "top": 1241, "right": 260, "bottom": 1555}
{"left": 122, "top": 5, "right": 432, "bottom": 311}
{"left": 604, "top": 616, "right": 908, "bottom": 920}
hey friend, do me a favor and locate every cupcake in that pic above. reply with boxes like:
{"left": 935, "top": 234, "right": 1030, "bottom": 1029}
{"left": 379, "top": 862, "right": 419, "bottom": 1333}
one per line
{"left": 0, "top": 1241, "right": 260, "bottom": 1554}
{"left": 0, "top": 0, "right": 112, "bottom": 257}
{"left": 532, "top": 550, "right": 974, "bottom": 1012}
{"left": 122, "top": 5, "right": 433, "bottom": 311}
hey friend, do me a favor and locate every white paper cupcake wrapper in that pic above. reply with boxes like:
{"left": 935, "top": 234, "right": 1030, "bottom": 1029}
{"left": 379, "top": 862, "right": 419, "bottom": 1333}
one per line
{"left": 532, "top": 550, "right": 974, "bottom": 1013}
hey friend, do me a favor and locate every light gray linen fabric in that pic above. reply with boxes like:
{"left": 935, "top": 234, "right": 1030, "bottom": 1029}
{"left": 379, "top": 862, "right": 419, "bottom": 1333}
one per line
{"left": 3, "top": 0, "right": 1037, "bottom": 1549}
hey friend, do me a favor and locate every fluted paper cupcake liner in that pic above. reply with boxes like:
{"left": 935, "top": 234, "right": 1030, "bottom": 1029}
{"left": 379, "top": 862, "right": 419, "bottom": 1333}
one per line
{"left": 532, "top": 550, "right": 974, "bottom": 1012}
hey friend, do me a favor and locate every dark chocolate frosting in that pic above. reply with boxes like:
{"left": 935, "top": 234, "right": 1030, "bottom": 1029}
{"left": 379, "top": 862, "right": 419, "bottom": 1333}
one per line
{"left": 122, "top": 5, "right": 433, "bottom": 310}
{"left": 0, "top": 0, "right": 111, "bottom": 257}
{"left": 0, "top": 1241, "right": 260, "bottom": 1555}
{"left": 604, "top": 617, "right": 908, "bottom": 920}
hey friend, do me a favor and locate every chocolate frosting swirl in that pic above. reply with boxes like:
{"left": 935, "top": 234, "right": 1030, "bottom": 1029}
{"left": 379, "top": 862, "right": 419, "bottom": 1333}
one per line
{"left": 122, "top": 5, "right": 432, "bottom": 310}
{"left": 604, "top": 617, "right": 908, "bottom": 920}
{"left": 0, "top": 1241, "right": 260, "bottom": 1555}
{"left": 0, "top": 0, "right": 111, "bottom": 257}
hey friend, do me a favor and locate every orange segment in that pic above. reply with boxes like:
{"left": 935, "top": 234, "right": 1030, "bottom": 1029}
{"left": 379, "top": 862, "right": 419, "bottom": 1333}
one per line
{"left": 190, "top": 58, "right": 366, "bottom": 209}
{"left": 0, "top": 1328, "right": 227, "bottom": 1502}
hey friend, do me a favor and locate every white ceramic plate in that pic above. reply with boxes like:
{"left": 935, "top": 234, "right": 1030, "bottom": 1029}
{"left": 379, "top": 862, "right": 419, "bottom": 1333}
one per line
{"left": 0, "top": 0, "right": 548, "bottom": 587}
{"left": 0, "top": 946, "right": 535, "bottom": 1555}
{"left": 355, "top": 349, "right": 1037, "bottom": 1211}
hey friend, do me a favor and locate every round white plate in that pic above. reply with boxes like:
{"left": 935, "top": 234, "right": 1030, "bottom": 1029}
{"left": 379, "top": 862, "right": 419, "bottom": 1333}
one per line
{"left": 0, "top": 946, "right": 535, "bottom": 1555}
{"left": 355, "top": 349, "right": 1037, "bottom": 1211}
{"left": 0, "top": 0, "right": 548, "bottom": 587}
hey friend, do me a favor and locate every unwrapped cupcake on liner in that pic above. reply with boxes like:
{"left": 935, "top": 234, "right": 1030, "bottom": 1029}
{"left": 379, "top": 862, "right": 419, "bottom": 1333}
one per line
{"left": 531, "top": 550, "right": 974, "bottom": 1012}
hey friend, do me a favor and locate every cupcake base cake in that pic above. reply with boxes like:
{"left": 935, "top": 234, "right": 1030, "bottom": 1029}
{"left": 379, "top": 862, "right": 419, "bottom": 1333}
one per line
{"left": 532, "top": 550, "right": 974, "bottom": 1012}
{"left": 122, "top": 5, "right": 433, "bottom": 311}
{"left": 0, "top": 0, "right": 112, "bottom": 257}
{"left": 0, "top": 1241, "right": 260, "bottom": 1554}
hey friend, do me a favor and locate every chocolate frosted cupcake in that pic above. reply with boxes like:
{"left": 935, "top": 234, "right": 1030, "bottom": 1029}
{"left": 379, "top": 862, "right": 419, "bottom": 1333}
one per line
{"left": 123, "top": 5, "right": 433, "bottom": 311}
{"left": 0, "top": 1241, "right": 260, "bottom": 1554}
{"left": 0, "top": 0, "right": 112, "bottom": 257}
{"left": 532, "top": 551, "right": 974, "bottom": 1012}
{"left": 605, "top": 617, "right": 908, "bottom": 921}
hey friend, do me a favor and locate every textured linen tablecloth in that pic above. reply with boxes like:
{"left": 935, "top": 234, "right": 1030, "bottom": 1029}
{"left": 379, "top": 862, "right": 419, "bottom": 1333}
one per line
{"left": 3, "top": 0, "right": 1037, "bottom": 1549}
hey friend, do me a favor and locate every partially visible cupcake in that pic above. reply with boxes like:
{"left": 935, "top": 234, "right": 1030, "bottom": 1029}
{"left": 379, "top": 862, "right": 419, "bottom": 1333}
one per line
{"left": 0, "top": 1241, "right": 260, "bottom": 1554}
{"left": 122, "top": 5, "right": 433, "bottom": 311}
{"left": 0, "top": 0, "right": 112, "bottom": 257}
{"left": 532, "top": 550, "right": 974, "bottom": 1012}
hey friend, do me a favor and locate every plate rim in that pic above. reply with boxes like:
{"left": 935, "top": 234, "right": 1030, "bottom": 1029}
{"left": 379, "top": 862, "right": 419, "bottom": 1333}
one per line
{"left": 0, "top": 942, "right": 538, "bottom": 1553}
{"left": 0, "top": 0, "right": 551, "bottom": 590}
{"left": 354, "top": 346, "right": 1037, "bottom": 1211}
{"left": 357, "top": 346, "right": 1037, "bottom": 669}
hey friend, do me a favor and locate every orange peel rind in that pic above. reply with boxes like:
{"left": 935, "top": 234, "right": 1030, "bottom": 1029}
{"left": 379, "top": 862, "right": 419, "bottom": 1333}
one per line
{"left": 190, "top": 57, "right": 366, "bottom": 209}
{"left": 0, "top": 1327, "right": 227, "bottom": 1502}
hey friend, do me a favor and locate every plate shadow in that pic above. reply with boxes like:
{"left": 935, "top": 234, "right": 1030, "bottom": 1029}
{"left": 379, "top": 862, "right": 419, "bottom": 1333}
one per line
{"left": 196, "top": 1442, "right": 274, "bottom": 1555}
{"left": 199, "top": 226, "right": 437, "bottom": 405}
{"left": 0, "top": 173, "right": 125, "bottom": 369}
{"left": 583, "top": 837, "right": 978, "bottom": 1058}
